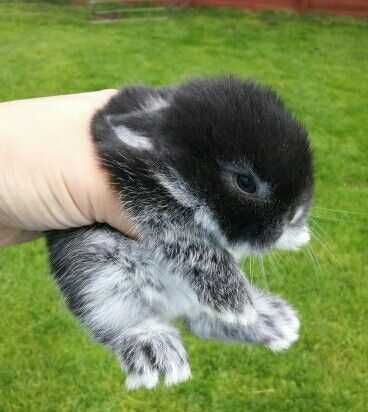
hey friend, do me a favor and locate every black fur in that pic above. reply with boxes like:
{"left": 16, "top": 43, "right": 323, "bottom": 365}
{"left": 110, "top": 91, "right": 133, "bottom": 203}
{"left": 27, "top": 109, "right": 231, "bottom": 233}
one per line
{"left": 92, "top": 77, "right": 313, "bottom": 248}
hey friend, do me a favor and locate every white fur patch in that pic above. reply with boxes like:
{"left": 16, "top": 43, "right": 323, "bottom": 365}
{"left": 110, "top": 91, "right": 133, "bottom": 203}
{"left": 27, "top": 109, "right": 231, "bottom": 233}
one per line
{"left": 275, "top": 225, "right": 310, "bottom": 251}
{"left": 252, "top": 292, "right": 300, "bottom": 352}
{"left": 291, "top": 206, "right": 305, "bottom": 225}
{"left": 157, "top": 173, "right": 198, "bottom": 209}
{"left": 84, "top": 265, "right": 140, "bottom": 331}
{"left": 194, "top": 207, "right": 228, "bottom": 247}
{"left": 141, "top": 95, "right": 169, "bottom": 112}
{"left": 126, "top": 370, "right": 159, "bottom": 390}
{"left": 106, "top": 94, "right": 169, "bottom": 151}
{"left": 112, "top": 125, "right": 153, "bottom": 151}
{"left": 156, "top": 171, "right": 227, "bottom": 247}
{"left": 164, "top": 361, "right": 192, "bottom": 386}
{"left": 219, "top": 305, "right": 258, "bottom": 326}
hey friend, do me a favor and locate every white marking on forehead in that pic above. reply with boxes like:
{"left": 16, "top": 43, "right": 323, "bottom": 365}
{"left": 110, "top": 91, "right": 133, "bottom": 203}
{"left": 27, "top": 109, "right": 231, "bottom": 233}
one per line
{"left": 112, "top": 125, "right": 153, "bottom": 151}
{"left": 141, "top": 95, "right": 169, "bottom": 112}
{"left": 291, "top": 207, "right": 305, "bottom": 225}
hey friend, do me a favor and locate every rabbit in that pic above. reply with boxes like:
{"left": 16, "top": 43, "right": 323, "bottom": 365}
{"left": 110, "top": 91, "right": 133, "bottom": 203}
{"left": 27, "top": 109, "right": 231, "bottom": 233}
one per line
{"left": 46, "top": 76, "right": 313, "bottom": 390}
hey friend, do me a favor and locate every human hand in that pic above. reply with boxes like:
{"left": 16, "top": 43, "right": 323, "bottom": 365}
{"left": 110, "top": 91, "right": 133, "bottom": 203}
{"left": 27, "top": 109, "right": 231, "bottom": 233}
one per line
{"left": 0, "top": 90, "right": 135, "bottom": 246}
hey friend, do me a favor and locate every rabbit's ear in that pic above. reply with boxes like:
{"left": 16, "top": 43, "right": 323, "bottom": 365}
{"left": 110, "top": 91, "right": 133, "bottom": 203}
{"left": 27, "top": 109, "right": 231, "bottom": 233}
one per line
{"left": 105, "top": 99, "right": 168, "bottom": 152}
{"left": 93, "top": 87, "right": 172, "bottom": 153}
{"left": 106, "top": 92, "right": 170, "bottom": 152}
{"left": 106, "top": 112, "right": 154, "bottom": 151}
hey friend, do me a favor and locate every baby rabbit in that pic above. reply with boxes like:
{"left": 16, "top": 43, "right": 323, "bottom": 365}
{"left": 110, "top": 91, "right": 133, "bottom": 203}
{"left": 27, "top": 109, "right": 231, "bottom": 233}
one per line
{"left": 46, "top": 76, "right": 313, "bottom": 390}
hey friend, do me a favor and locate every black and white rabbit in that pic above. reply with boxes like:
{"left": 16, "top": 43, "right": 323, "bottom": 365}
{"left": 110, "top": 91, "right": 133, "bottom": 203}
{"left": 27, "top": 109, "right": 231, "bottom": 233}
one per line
{"left": 46, "top": 77, "right": 313, "bottom": 390}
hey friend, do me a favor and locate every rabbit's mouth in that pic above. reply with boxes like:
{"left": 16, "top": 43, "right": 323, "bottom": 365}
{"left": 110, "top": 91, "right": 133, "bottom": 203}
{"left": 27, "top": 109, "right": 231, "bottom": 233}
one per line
{"left": 275, "top": 224, "right": 311, "bottom": 251}
{"left": 228, "top": 241, "right": 272, "bottom": 261}
{"left": 228, "top": 222, "right": 310, "bottom": 262}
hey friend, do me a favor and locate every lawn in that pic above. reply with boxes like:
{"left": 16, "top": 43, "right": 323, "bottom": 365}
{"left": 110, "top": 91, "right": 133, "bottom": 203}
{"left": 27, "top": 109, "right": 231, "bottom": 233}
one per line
{"left": 0, "top": 2, "right": 367, "bottom": 411}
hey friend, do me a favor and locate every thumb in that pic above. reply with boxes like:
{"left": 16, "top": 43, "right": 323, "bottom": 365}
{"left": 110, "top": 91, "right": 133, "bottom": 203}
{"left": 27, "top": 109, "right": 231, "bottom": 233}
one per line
{"left": 0, "top": 227, "right": 42, "bottom": 247}
{"left": 103, "top": 193, "right": 137, "bottom": 239}
{"left": 92, "top": 177, "right": 137, "bottom": 239}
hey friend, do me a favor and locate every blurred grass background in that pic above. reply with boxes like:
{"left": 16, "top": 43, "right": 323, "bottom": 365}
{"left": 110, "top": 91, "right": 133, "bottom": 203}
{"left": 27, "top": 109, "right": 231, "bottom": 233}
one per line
{"left": 0, "top": 2, "right": 367, "bottom": 411}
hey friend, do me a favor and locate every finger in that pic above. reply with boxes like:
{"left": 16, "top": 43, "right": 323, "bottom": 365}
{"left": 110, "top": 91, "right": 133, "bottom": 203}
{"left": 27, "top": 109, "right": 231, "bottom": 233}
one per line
{"left": 102, "top": 195, "right": 138, "bottom": 240}
{"left": 0, "top": 227, "right": 42, "bottom": 247}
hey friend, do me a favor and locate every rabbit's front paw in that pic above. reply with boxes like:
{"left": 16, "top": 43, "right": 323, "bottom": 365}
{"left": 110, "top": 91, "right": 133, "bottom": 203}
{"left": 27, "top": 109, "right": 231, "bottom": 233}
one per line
{"left": 121, "top": 331, "right": 191, "bottom": 390}
{"left": 252, "top": 293, "right": 300, "bottom": 352}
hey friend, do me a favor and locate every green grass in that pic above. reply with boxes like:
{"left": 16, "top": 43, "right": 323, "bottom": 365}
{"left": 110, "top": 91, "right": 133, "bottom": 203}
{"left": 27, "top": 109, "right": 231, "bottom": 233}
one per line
{"left": 0, "top": 2, "right": 367, "bottom": 411}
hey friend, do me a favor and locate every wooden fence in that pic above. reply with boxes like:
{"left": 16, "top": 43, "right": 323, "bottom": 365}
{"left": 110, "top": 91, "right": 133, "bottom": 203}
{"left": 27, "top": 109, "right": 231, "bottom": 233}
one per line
{"left": 72, "top": 1, "right": 368, "bottom": 16}
{"left": 191, "top": 0, "right": 368, "bottom": 16}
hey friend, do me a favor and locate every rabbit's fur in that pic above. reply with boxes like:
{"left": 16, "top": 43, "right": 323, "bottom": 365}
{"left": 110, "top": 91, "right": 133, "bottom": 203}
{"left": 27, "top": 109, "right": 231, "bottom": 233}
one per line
{"left": 46, "top": 77, "right": 313, "bottom": 390}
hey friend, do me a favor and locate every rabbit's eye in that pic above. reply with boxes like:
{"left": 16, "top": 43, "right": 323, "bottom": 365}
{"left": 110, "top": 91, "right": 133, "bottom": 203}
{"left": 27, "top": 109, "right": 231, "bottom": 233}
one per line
{"left": 236, "top": 174, "right": 257, "bottom": 194}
